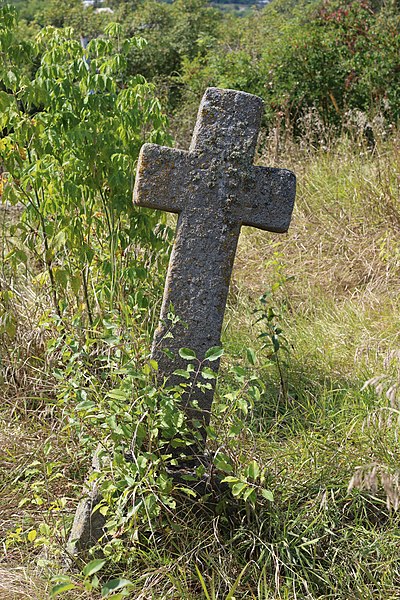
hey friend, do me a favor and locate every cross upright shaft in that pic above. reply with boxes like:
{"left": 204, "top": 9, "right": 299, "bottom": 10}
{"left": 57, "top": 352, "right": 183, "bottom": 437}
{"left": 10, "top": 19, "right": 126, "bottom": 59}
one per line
{"left": 133, "top": 88, "right": 296, "bottom": 424}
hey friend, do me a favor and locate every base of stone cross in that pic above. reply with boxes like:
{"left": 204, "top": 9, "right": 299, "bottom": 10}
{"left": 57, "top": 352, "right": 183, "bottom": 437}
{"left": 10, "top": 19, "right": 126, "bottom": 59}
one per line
{"left": 165, "top": 460, "right": 229, "bottom": 497}
{"left": 66, "top": 451, "right": 228, "bottom": 557}
{"left": 66, "top": 449, "right": 106, "bottom": 560}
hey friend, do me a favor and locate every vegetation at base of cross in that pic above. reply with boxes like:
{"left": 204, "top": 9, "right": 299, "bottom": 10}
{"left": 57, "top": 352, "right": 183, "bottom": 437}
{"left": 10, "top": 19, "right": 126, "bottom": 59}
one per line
{"left": 1, "top": 1, "right": 400, "bottom": 598}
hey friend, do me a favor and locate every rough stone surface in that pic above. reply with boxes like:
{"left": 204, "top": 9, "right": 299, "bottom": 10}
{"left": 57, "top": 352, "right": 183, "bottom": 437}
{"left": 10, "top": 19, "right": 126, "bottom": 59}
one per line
{"left": 66, "top": 449, "right": 106, "bottom": 558}
{"left": 133, "top": 87, "right": 296, "bottom": 425}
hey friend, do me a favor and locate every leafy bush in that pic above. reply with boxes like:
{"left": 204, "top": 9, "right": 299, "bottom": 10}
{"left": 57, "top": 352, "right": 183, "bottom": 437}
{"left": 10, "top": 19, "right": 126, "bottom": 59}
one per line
{"left": 0, "top": 8, "right": 171, "bottom": 333}
{"left": 179, "top": 0, "right": 400, "bottom": 132}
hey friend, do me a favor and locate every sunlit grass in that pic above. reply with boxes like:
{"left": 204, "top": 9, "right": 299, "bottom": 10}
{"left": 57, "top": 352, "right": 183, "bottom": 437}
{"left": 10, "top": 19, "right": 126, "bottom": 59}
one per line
{"left": 1, "top": 133, "right": 400, "bottom": 597}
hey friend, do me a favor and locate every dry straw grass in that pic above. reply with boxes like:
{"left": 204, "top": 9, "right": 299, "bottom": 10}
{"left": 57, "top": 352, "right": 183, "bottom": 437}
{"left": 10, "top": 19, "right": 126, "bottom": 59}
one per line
{"left": 227, "top": 126, "right": 400, "bottom": 391}
{"left": 0, "top": 567, "right": 48, "bottom": 600}
{"left": 236, "top": 128, "right": 400, "bottom": 310}
{"left": 348, "top": 464, "right": 400, "bottom": 512}
{"left": 350, "top": 349, "right": 400, "bottom": 512}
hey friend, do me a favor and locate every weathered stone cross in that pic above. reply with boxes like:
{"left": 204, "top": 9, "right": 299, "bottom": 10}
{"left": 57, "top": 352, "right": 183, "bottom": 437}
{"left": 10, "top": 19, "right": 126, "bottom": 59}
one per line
{"left": 67, "top": 88, "right": 296, "bottom": 555}
{"left": 133, "top": 87, "right": 296, "bottom": 434}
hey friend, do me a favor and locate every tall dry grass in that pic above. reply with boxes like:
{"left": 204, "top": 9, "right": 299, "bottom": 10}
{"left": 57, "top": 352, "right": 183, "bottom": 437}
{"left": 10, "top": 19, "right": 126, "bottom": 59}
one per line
{"left": 1, "top": 121, "right": 400, "bottom": 598}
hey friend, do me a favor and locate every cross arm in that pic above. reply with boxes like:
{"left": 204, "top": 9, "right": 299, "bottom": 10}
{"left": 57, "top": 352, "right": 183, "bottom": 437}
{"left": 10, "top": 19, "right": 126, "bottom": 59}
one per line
{"left": 133, "top": 143, "right": 190, "bottom": 213}
{"left": 241, "top": 166, "right": 296, "bottom": 233}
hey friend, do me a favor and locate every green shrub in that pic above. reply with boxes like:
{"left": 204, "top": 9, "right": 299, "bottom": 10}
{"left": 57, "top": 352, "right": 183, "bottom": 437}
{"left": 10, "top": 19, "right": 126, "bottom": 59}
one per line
{"left": 0, "top": 7, "right": 171, "bottom": 332}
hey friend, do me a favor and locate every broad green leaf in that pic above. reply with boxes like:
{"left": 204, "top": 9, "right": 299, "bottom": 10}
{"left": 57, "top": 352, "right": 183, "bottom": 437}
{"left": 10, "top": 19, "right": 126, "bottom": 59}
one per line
{"left": 70, "top": 274, "right": 81, "bottom": 295}
{"left": 243, "top": 487, "right": 257, "bottom": 503}
{"left": 247, "top": 459, "right": 260, "bottom": 481}
{"left": 214, "top": 457, "right": 233, "bottom": 473}
{"left": 142, "top": 363, "right": 151, "bottom": 375}
{"left": 221, "top": 475, "right": 239, "bottom": 484}
{"left": 101, "top": 578, "right": 132, "bottom": 597}
{"left": 237, "top": 398, "right": 248, "bottom": 414}
{"left": 107, "top": 389, "right": 128, "bottom": 400}
{"left": 83, "top": 559, "right": 107, "bottom": 577}
{"left": 27, "top": 529, "right": 37, "bottom": 542}
{"left": 54, "top": 268, "right": 68, "bottom": 289}
{"left": 229, "top": 422, "right": 243, "bottom": 436}
{"left": 231, "top": 366, "right": 246, "bottom": 378}
{"left": 246, "top": 347, "right": 256, "bottom": 365}
{"left": 177, "top": 485, "right": 197, "bottom": 498}
{"left": 261, "top": 489, "right": 274, "bottom": 502}
{"left": 173, "top": 369, "right": 190, "bottom": 379}
{"left": 0, "top": 91, "right": 16, "bottom": 112}
{"left": 51, "top": 582, "right": 76, "bottom": 597}
{"left": 272, "top": 335, "right": 280, "bottom": 352}
{"left": 4, "top": 315, "right": 16, "bottom": 338}
{"left": 12, "top": 249, "right": 27, "bottom": 264}
{"left": 231, "top": 481, "right": 247, "bottom": 497}
{"left": 204, "top": 346, "right": 224, "bottom": 361}
{"left": 201, "top": 366, "right": 216, "bottom": 380}
{"left": 178, "top": 348, "right": 197, "bottom": 360}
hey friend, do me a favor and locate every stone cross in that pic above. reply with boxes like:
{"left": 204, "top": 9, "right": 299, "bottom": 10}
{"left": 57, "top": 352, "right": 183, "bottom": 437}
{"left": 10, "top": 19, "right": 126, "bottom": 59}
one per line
{"left": 133, "top": 87, "right": 296, "bottom": 434}
{"left": 67, "top": 88, "right": 296, "bottom": 555}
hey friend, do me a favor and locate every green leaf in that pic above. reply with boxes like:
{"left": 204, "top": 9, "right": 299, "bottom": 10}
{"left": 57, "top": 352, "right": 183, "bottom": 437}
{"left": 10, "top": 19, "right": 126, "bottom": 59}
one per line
{"left": 14, "top": 249, "right": 28, "bottom": 264}
{"left": 27, "top": 529, "right": 37, "bottom": 542}
{"left": 194, "top": 566, "right": 212, "bottom": 600}
{"left": 173, "top": 369, "right": 190, "bottom": 379}
{"left": 83, "top": 559, "right": 107, "bottom": 577}
{"left": 176, "top": 485, "right": 197, "bottom": 497}
{"left": 229, "top": 422, "right": 243, "bottom": 436}
{"left": 204, "top": 346, "right": 224, "bottom": 361}
{"left": 214, "top": 457, "right": 233, "bottom": 473}
{"left": 51, "top": 582, "right": 76, "bottom": 597}
{"left": 201, "top": 366, "right": 216, "bottom": 380}
{"left": 107, "top": 389, "right": 128, "bottom": 400}
{"left": 178, "top": 348, "right": 197, "bottom": 360}
{"left": 101, "top": 578, "right": 132, "bottom": 597}
{"left": 272, "top": 335, "right": 280, "bottom": 352}
{"left": 231, "top": 366, "right": 247, "bottom": 378}
{"left": 0, "top": 91, "right": 15, "bottom": 112}
{"left": 142, "top": 363, "right": 151, "bottom": 375}
{"left": 54, "top": 268, "right": 68, "bottom": 289}
{"left": 243, "top": 487, "right": 257, "bottom": 503}
{"left": 246, "top": 347, "right": 256, "bottom": 365}
{"left": 231, "top": 481, "right": 247, "bottom": 497}
{"left": 220, "top": 476, "right": 239, "bottom": 484}
{"left": 246, "top": 459, "right": 260, "bottom": 481}
{"left": 226, "top": 564, "right": 250, "bottom": 600}
{"left": 4, "top": 315, "right": 16, "bottom": 338}
{"left": 261, "top": 489, "right": 274, "bottom": 502}
{"left": 70, "top": 274, "right": 81, "bottom": 295}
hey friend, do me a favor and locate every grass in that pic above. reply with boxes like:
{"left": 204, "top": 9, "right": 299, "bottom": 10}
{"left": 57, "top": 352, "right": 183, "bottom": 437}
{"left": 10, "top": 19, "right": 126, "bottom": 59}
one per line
{"left": 1, "top": 129, "right": 400, "bottom": 598}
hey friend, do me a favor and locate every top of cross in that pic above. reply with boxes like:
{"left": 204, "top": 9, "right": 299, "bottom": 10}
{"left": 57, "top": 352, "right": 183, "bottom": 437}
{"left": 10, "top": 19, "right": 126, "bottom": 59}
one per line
{"left": 189, "top": 87, "right": 263, "bottom": 162}
{"left": 133, "top": 87, "right": 295, "bottom": 233}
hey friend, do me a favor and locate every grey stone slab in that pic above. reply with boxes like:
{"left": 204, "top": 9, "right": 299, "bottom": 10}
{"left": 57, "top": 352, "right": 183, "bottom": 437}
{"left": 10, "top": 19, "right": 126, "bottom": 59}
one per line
{"left": 133, "top": 87, "right": 296, "bottom": 427}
